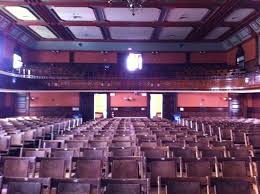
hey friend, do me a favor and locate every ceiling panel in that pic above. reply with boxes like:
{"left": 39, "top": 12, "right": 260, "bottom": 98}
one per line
{"left": 225, "top": 8, "right": 255, "bottom": 22}
{"left": 51, "top": 7, "right": 96, "bottom": 21}
{"left": 29, "top": 25, "right": 58, "bottom": 39}
{"left": 4, "top": 6, "right": 38, "bottom": 21}
{"left": 167, "top": 8, "right": 209, "bottom": 22}
{"left": 109, "top": 27, "right": 154, "bottom": 40}
{"left": 159, "top": 27, "right": 193, "bottom": 40}
{"left": 104, "top": 8, "right": 161, "bottom": 22}
{"left": 68, "top": 26, "right": 103, "bottom": 39}
{"left": 204, "top": 27, "right": 231, "bottom": 39}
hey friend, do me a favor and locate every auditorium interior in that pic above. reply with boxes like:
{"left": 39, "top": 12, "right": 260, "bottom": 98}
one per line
{"left": 0, "top": 0, "right": 260, "bottom": 193}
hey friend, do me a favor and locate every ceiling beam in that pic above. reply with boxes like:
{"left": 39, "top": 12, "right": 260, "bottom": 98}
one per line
{"left": 17, "top": 20, "right": 206, "bottom": 28}
{"left": 220, "top": 11, "right": 260, "bottom": 40}
{"left": 151, "top": 8, "right": 169, "bottom": 40}
{"left": 187, "top": 0, "right": 241, "bottom": 41}
{"left": 29, "top": 4, "right": 75, "bottom": 40}
{"left": 0, "top": 0, "right": 223, "bottom": 8}
{"left": 93, "top": 8, "right": 111, "bottom": 40}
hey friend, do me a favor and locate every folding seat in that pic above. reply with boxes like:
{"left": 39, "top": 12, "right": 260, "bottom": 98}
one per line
{"left": 158, "top": 177, "right": 207, "bottom": 194}
{"left": 218, "top": 158, "right": 252, "bottom": 177}
{"left": 52, "top": 178, "right": 100, "bottom": 194}
{"left": 108, "top": 156, "right": 145, "bottom": 178}
{"left": 72, "top": 157, "right": 103, "bottom": 178}
{"left": 227, "top": 146, "right": 253, "bottom": 158}
{"left": 23, "top": 130, "right": 36, "bottom": 142}
{"left": 55, "top": 134, "right": 74, "bottom": 141}
{"left": 218, "top": 128, "right": 233, "bottom": 141}
{"left": 111, "top": 140, "right": 134, "bottom": 147}
{"left": 51, "top": 148, "right": 78, "bottom": 171}
{"left": 171, "top": 147, "right": 198, "bottom": 159}
{"left": 0, "top": 136, "right": 11, "bottom": 153}
{"left": 41, "top": 140, "right": 65, "bottom": 149}
{"left": 93, "top": 134, "right": 111, "bottom": 141}
{"left": 209, "top": 177, "right": 257, "bottom": 194}
{"left": 199, "top": 146, "right": 227, "bottom": 158}
{"left": 109, "top": 146, "right": 136, "bottom": 157}
{"left": 141, "top": 146, "right": 169, "bottom": 158}
{"left": 147, "top": 157, "right": 179, "bottom": 184}
{"left": 245, "top": 134, "right": 260, "bottom": 148}
{"left": 3, "top": 177, "right": 51, "bottom": 194}
{"left": 88, "top": 140, "right": 108, "bottom": 148}
{"left": 161, "top": 140, "right": 185, "bottom": 148}
{"left": 3, "top": 157, "right": 36, "bottom": 178}
{"left": 113, "top": 135, "right": 133, "bottom": 141}
{"left": 80, "top": 147, "right": 107, "bottom": 160}
{"left": 10, "top": 133, "right": 24, "bottom": 146}
{"left": 101, "top": 178, "right": 149, "bottom": 194}
{"left": 65, "top": 140, "right": 88, "bottom": 149}
{"left": 38, "top": 158, "right": 66, "bottom": 178}
{"left": 211, "top": 139, "right": 233, "bottom": 147}
{"left": 183, "top": 158, "right": 218, "bottom": 177}
{"left": 230, "top": 130, "right": 246, "bottom": 144}
{"left": 20, "top": 148, "right": 51, "bottom": 157}
{"left": 73, "top": 134, "right": 92, "bottom": 141}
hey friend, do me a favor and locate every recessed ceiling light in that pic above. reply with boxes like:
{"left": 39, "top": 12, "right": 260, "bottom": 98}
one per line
{"left": 5, "top": 6, "right": 38, "bottom": 21}
{"left": 128, "top": 48, "right": 132, "bottom": 51}
{"left": 29, "top": 25, "right": 57, "bottom": 39}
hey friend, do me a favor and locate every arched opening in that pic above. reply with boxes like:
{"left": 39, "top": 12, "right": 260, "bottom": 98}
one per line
{"left": 236, "top": 46, "right": 245, "bottom": 69}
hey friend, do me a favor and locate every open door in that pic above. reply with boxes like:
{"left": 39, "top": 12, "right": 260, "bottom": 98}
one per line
{"left": 94, "top": 93, "right": 107, "bottom": 119}
{"left": 150, "top": 94, "right": 163, "bottom": 118}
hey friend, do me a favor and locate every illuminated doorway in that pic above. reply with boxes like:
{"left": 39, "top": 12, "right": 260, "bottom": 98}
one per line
{"left": 94, "top": 93, "right": 107, "bottom": 119}
{"left": 150, "top": 94, "right": 163, "bottom": 118}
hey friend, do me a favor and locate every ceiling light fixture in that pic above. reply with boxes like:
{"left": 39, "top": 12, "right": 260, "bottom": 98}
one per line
{"left": 108, "top": 0, "right": 145, "bottom": 16}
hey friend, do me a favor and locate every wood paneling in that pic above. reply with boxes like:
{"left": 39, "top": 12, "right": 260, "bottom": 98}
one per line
{"left": 29, "top": 107, "right": 78, "bottom": 117}
{"left": 143, "top": 53, "right": 186, "bottom": 64}
{"left": 111, "top": 107, "right": 147, "bottom": 117}
{"left": 27, "top": 51, "right": 70, "bottom": 63}
{"left": 226, "top": 38, "right": 257, "bottom": 66}
{"left": 177, "top": 93, "right": 229, "bottom": 107}
{"left": 74, "top": 52, "right": 117, "bottom": 64}
{"left": 242, "top": 38, "right": 257, "bottom": 62}
{"left": 178, "top": 107, "right": 229, "bottom": 118}
{"left": 190, "top": 52, "right": 227, "bottom": 64}
{"left": 30, "top": 92, "right": 79, "bottom": 107}
{"left": 110, "top": 92, "right": 147, "bottom": 107}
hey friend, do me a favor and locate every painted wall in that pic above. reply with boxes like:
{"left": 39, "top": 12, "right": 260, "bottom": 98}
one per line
{"left": 226, "top": 38, "right": 257, "bottom": 65}
{"left": 177, "top": 93, "right": 229, "bottom": 107}
{"left": 110, "top": 92, "right": 147, "bottom": 107}
{"left": 143, "top": 53, "right": 186, "bottom": 64}
{"left": 30, "top": 92, "right": 80, "bottom": 107}
{"left": 190, "top": 52, "right": 227, "bottom": 64}
{"left": 26, "top": 51, "right": 70, "bottom": 63}
{"left": 74, "top": 52, "right": 117, "bottom": 64}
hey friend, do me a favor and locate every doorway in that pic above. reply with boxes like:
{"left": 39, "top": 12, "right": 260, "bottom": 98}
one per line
{"left": 94, "top": 93, "right": 107, "bottom": 119}
{"left": 150, "top": 94, "right": 163, "bottom": 118}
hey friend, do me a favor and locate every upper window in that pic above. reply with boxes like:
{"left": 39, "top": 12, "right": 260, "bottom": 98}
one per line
{"left": 236, "top": 46, "right": 245, "bottom": 69}
{"left": 13, "top": 53, "right": 23, "bottom": 69}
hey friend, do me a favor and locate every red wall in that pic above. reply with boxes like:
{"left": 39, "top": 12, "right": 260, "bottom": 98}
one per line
{"left": 177, "top": 93, "right": 229, "bottom": 107}
{"left": 110, "top": 92, "right": 147, "bottom": 107}
{"left": 74, "top": 52, "right": 117, "bottom": 64}
{"left": 226, "top": 38, "right": 257, "bottom": 65}
{"left": 26, "top": 51, "right": 70, "bottom": 63}
{"left": 30, "top": 92, "right": 80, "bottom": 107}
{"left": 143, "top": 53, "right": 186, "bottom": 64}
{"left": 190, "top": 53, "right": 227, "bottom": 64}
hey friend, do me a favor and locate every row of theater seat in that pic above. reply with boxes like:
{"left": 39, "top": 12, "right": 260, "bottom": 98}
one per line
{"left": 1, "top": 117, "right": 260, "bottom": 193}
